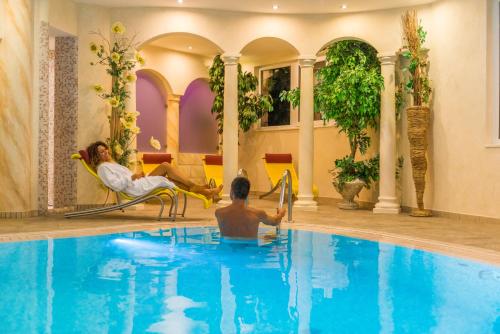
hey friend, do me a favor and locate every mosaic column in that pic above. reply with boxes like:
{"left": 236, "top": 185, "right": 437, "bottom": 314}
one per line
{"left": 167, "top": 94, "right": 181, "bottom": 161}
{"left": 294, "top": 57, "right": 318, "bottom": 210}
{"left": 219, "top": 54, "right": 240, "bottom": 205}
{"left": 53, "top": 37, "right": 78, "bottom": 208}
{"left": 373, "top": 54, "right": 400, "bottom": 214}
{"left": 37, "top": 15, "right": 50, "bottom": 214}
{"left": 0, "top": 0, "right": 36, "bottom": 217}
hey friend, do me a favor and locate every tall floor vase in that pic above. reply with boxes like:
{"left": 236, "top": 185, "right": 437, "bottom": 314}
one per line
{"left": 407, "top": 106, "right": 432, "bottom": 217}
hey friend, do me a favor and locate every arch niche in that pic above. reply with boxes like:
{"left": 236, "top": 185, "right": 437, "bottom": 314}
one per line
{"left": 136, "top": 69, "right": 172, "bottom": 152}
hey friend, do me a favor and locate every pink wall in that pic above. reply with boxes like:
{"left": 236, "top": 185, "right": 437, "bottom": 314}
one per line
{"left": 179, "top": 78, "right": 218, "bottom": 153}
{"left": 136, "top": 71, "right": 167, "bottom": 152}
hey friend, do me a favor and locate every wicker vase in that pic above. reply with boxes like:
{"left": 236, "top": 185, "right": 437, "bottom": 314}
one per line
{"left": 407, "top": 106, "right": 432, "bottom": 217}
{"left": 334, "top": 179, "right": 365, "bottom": 210}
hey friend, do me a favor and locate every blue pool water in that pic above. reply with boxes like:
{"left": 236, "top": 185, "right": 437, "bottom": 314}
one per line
{"left": 0, "top": 227, "right": 499, "bottom": 334}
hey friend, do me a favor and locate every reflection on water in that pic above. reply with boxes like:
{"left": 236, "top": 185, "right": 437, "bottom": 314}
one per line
{"left": 0, "top": 228, "right": 499, "bottom": 334}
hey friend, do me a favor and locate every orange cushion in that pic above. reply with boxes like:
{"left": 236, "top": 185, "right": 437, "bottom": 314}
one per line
{"left": 264, "top": 153, "right": 292, "bottom": 163}
{"left": 142, "top": 153, "right": 172, "bottom": 164}
{"left": 204, "top": 155, "right": 223, "bottom": 165}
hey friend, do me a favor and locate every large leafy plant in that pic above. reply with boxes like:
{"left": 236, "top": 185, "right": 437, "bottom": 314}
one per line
{"left": 90, "top": 22, "right": 145, "bottom": 166}
{"left": 281, "top": 40, "right": 383, "bottom": 191}
{"left": 319, "top": 41, "right": 383, "bottom": 190}
{"left": 208, "top": 55, "right": 273, "bottom": 149}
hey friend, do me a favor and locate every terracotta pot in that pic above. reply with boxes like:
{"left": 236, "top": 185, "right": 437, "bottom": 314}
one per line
{"left": 334, "top": 179, "right": 365, "bottom": 210}
{"left": 407, "top": 106, "right": 432, "bottom": 217}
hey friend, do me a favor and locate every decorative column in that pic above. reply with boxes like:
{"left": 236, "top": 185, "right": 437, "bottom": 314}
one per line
{"left": 166, "top": 94, "right": 181, "bottom": 160}
{"left": 219, "top": 54, "right": 240, "bottom": 205}
{"left": 373, "top": 54, "right": 400, "bottom": 214}
{"left": 294, "top": 57, "right": 318, "bottom": 210}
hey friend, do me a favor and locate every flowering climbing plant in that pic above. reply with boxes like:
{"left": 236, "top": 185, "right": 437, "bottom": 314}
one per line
{"left": 90, "top": 21, "right": 145, "bottom": 166}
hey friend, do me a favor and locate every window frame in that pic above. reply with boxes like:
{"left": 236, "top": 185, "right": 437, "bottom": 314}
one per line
{"left": 258, "top": 61, "right": 297, "bottom": 128}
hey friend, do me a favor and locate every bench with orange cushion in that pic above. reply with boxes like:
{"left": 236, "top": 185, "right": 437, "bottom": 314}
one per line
{"left": 260, "top": 153, "right": 319, "bottom": 199}
{"left": 141, "top": 153, "right": 173, "bottom": 175}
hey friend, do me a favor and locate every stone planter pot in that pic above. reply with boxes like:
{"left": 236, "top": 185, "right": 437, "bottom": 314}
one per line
{"left": 334, "top": 179, "right": 365, "bottom": 210}
{"left": 407, "top": 106, "right": 432, "bottom": 217}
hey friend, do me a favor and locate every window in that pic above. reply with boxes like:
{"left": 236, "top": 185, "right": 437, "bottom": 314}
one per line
{"left": 260, "top": 66, "right": 291, "bottom": 126}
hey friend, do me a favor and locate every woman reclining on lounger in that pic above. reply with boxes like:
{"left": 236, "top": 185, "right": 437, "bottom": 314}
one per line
{"left": 87, "top": 141, "right": 222, "bottom": 198}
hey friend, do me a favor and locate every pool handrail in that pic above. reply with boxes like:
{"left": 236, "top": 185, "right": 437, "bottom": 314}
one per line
{"left": 278, "top": 169, "right": 293, "bottom": 230}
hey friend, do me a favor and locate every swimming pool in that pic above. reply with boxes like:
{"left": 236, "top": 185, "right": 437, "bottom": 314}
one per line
{"left": 0, "top": 227, "right": 499, "bottom": 333}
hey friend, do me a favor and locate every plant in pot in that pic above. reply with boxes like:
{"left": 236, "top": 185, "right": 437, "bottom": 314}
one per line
{"left": 208, "top": 55, "right": 273, "bottom": 152}
{"left": 401, "top": 10, "right": 432, "bottom": 216}
{"left": 281, "top": 40, "right": 383, "bottom": 209}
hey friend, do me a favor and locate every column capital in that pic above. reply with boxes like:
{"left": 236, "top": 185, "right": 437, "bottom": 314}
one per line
{"left": 222, "top": 53, "right": 240, "bottom": 65}
{"left": 298, "top": 56, "right": 316, "bottom": 67}
{"left": 167, "top": 94, "right": 182, "bottom": 103}
{"left": 378, "top": 53, "right": 397, "bottom": 65}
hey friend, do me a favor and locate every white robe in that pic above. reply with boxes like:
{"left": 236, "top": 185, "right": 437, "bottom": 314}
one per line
{"left": 97, "top": 162, "right": 175, "bottom": 197}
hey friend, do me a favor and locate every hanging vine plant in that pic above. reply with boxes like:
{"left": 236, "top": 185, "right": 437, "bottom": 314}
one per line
{"left": 208, "top": 55, "right": 273, "bottom": 150}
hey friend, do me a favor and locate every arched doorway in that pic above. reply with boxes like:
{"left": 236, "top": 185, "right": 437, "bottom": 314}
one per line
{"left": 136, "top": 69, "right": 171, "bottom": 152}
{"left": 179, "top": 78, "right": 218, "bottom": 153}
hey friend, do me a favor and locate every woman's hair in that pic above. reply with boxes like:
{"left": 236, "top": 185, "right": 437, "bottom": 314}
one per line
{"left": 87, "top": 141, "right": 108, "bottom": 170}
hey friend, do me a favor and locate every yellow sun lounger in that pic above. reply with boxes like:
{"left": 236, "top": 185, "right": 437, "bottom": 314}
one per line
{"left": 141, "top": 153, "right": 213, "bottom": 210}
{"left": 64, "top": 151, "right": 211, "bottom": 221}
{"left": 202, "top": 155, "right": 223, "bottom": 188}
{"left": 260, "top": 153, "right": 319, "bottom": 199}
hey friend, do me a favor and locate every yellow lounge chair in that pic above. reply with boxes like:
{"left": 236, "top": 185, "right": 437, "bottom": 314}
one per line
{"left": 202, "top": 155, "right": 223, "bottom": 188}
{"left": 260, "top": 153, "right": 319, "bottom": 199}
{"left": 64, "top": 151, "right": 211, "bottom": 221}
{"left": 141, "top": 153, "right": 213, "bottom": 210}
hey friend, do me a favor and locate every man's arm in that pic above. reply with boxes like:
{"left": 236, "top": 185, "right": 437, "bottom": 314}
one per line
{"left": 257, "top": 208, "right": 286, "bottom": 226}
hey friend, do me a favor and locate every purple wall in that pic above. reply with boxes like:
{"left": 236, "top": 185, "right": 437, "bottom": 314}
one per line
{"left": 136, "top": 71, "right": 167, "bottom": 152}
{"left": 179, "top": 78, "right": 218, "bottom": 153}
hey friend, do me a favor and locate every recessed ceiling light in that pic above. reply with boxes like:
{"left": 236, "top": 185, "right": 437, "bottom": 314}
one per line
{"left": 341, "top": 4, "right": 347, "bottom": 9}
{"left": 177, "top": 0, "right": 183, "bottom": 4}
{"left": 272, "top": 4, "right": 279, "bottom": 10}
{"left": 188, "top": 46, "right": 193, "bottom": 50}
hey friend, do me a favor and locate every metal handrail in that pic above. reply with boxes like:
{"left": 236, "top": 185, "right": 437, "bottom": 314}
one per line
{"left": 277, "top": 169, "right": 293, "bottom": 233}
{"left": 237, "top": 168, "right": 248, "bottom": 178}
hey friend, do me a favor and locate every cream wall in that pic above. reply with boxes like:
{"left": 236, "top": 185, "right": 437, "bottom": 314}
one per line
{"left": 0, "top": 0, "right": 36, "bottom": 214}
{"left": 140, "top": 45, "right": 211, "bottom": 95}
{"left": 49, "top": 0, "right": 78, "bottom": 35}
{"left": 397, "top": 0, "right": 500, "bottom": 219}
{"left": 76, "top": 4, "right": 112, "bottom": 205}
{"left": 239, "top": 126, "right": 380, "bottom": 202}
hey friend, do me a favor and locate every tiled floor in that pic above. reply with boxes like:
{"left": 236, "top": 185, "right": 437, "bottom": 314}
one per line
{"left": 1, "top": 197, "right": 499, "bottom": 265}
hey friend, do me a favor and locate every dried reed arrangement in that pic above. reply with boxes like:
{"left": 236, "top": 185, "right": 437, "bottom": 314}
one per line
{"left": 401, "top": 10, "right": 431, "bottom": 107}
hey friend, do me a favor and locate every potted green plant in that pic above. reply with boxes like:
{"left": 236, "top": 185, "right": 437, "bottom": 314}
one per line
{"left": 281, "top": 40, "right": 383, "bottom": 209}
{"left": 208, "top": 55, "right": 273, "bottom": 151}
{"left": 401, "top": 10, "right": 432, "bottom": 217}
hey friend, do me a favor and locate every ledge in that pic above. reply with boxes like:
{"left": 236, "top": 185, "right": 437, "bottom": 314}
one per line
{"left": 255, "top": 120, "right": 336, "bottom": 132}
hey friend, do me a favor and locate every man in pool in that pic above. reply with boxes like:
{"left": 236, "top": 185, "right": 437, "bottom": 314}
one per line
{"left": 215, "top": 176, "right": 286, "bottom": 239}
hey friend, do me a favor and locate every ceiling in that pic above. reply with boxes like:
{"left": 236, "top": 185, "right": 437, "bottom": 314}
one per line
{"left": 146, "top": 34, "right": 299, "bottom": 64}
{"left": 74, "top": 0, "right": 436, "bottom": 14}
{"left": 148, "top": 33, "right": 223, "bottom": 57}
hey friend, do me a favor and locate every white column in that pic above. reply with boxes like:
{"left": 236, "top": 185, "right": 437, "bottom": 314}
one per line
{"left": 219, "top": 54, "right": 240, "bottom": 205}
{"left": 294, "top": 57, "right": 318, "bottom": 210}
{"left": 166, "top": 94, "right": 181, "bottom": 161}
{"left": 373, "top": 54, "right": 400, "bottom": 214}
